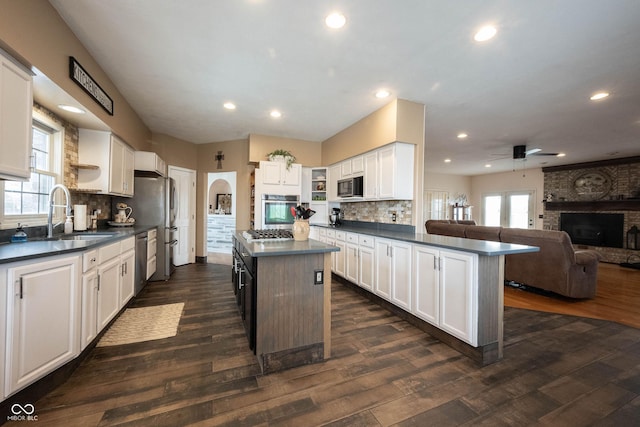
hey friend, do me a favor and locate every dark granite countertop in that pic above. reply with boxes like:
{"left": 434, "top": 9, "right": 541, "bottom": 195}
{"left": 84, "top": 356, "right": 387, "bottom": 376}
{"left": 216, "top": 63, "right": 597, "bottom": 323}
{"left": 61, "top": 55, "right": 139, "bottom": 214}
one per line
{"left": 0, "top": 224, "right": 157, "bottom": 265}
{"left": 315, "top": 222, "right": 539, "bottom": 257}
{"left": 234, "top": 231, "right": 339, "bottom": 257}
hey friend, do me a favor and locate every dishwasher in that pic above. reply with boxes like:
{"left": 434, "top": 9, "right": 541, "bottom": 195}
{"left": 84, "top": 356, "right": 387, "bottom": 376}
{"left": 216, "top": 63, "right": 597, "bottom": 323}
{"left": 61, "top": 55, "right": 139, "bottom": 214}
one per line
{"left": 135, "top": 231, "right": 148, "bottom": 295}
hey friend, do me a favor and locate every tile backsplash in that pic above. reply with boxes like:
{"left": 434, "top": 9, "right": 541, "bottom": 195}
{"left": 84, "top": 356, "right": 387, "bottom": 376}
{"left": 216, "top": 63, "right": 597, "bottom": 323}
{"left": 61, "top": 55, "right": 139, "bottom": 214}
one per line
{"left": 340, "top": 200, "right": 412, "bottom": 225}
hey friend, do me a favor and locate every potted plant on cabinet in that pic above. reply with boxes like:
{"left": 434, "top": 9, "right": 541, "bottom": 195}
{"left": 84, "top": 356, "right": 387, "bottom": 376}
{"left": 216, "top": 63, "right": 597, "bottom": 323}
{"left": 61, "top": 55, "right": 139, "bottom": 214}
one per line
{"left": 266, "top": 149, "right": 296, "bottom": 170}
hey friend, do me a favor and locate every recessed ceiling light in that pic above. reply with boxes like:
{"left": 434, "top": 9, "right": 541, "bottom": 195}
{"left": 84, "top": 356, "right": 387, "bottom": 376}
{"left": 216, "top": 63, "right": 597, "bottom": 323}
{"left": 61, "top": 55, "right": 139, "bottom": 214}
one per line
{"left": 325, "top": 12, "right": 346, "bottom": 29}
{"left": 457, "top": 133, "right": 468, "bottom": 139}
{"left": 444, "top": 158, "right": 452, "bottom": 163}
{"left": 58, "top": 104, "right": 85, "bottom": 114}
{"left": 270, "top": 110, "right": 282, "bottom": 118}
{"left": 590, "top": 91, "right": 609, "bottom": 101}
{"left": 375, "top": 89, "right": 390, "bottom": 99}
{"left": 474, "top": 25, "right": 497, "bottom": 42}
{"left": 556, "top": 153, "right": 566, "bottom": 157}
{"left": 485, "top": 164, "right": 492, "bottom": 168}
{"left": 223, "top": 102, "right": 236, "bottom": 110}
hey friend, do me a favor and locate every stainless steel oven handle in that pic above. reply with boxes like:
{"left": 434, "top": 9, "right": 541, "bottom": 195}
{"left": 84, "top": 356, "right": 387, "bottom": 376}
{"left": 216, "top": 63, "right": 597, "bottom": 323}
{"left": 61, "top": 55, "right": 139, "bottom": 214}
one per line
{"left": 166, "top": 226, "right": 178, "bottom": 232}
{"left": 168, "top": 239, "right": 178, "bottom": 247}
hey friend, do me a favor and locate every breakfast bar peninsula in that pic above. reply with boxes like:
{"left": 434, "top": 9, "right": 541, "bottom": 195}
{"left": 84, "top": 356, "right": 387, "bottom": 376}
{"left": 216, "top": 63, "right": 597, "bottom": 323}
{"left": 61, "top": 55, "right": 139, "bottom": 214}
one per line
{"left": 232, "top": 232, "right": 338, "bottom": 374}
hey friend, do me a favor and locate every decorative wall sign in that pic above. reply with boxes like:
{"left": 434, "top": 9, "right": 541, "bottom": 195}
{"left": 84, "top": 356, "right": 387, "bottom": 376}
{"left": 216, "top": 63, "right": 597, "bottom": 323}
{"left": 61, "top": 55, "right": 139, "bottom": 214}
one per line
{"left": 571, "top": 171, "right": 611, "bottom": 200}
{"left": 69, "top": 56, "right": 113, "bottom": 115}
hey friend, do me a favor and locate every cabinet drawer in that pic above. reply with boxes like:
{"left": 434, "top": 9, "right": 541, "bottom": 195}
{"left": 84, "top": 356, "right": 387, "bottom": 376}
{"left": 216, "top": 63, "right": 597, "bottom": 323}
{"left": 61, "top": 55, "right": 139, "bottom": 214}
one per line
{"left": 359, "top": 235, "right": 375, "bottom": 248}
{"left": 147, "top": 238, "right": 157, "bottom": 258}
{"left": 318, "top": 228, "right": 327, "bottom": 237}
{"left": 121, "top": 236, "right": 135, "bottom": 252}
{"left": 146, "top": 256, "right": 157, "bottom": 280}
{"left": 83, "top": 250, "right": 98, "bottom": 272}
{"left": 98, "top": 241, "right": 121, "bottom": 264}
{"left": 335, "top": 230, "right": 346, "bottom": 241}
{"left": 346, "top": 233, "right": 358, "bottom": 244}
{"left": 148, "top": 228, "right": 157, "bottom": 240}
{"left": 326, "top": 229, "right": 336, "bottom": 238}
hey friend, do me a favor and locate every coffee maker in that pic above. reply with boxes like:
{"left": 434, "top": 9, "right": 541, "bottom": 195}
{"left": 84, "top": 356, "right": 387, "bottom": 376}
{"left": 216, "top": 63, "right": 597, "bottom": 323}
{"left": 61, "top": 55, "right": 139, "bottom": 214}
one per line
{"left": 329, "top": 208, "right": 342, "bottom": 227}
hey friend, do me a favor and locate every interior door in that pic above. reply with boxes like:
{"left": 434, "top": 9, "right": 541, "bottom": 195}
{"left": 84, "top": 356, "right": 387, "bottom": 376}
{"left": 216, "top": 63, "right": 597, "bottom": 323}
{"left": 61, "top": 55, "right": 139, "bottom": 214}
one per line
{"left": 169, "top": 166, "right": 196, "bottom": 266}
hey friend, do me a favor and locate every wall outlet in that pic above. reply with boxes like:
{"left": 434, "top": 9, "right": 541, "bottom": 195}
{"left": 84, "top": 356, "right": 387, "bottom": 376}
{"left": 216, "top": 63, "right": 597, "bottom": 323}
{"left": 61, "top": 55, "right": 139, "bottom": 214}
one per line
{"left": 391, "top": 211, "right": 397, "bottom": 222}
{"left": 314, "top": 270, "right": 324, "bottom": 285}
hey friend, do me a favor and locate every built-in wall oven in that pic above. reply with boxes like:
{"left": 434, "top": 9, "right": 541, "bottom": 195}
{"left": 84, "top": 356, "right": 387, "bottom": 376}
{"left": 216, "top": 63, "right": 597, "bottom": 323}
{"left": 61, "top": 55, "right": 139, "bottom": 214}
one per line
{"left": 261, "top": 194, "right": 299, "bottom": 229}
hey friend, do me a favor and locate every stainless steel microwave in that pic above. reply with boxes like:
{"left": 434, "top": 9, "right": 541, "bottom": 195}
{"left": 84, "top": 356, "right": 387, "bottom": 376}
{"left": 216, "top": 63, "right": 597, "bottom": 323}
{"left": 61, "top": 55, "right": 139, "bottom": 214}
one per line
{"left": 337, "top": 176, "right": 363, "bottom": 198}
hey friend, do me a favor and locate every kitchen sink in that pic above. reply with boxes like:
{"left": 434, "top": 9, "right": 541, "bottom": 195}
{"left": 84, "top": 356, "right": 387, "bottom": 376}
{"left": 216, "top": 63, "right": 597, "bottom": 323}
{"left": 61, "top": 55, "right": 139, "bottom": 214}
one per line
{"left": 55, "top": 233, "right": 115, "bottom": 241}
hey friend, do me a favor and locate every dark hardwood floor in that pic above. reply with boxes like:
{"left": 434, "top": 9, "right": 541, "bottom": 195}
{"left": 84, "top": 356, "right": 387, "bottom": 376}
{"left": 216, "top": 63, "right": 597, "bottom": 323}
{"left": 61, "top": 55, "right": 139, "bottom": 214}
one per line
{"left": 23, "top": 262, "right": 640, "bottom": 426}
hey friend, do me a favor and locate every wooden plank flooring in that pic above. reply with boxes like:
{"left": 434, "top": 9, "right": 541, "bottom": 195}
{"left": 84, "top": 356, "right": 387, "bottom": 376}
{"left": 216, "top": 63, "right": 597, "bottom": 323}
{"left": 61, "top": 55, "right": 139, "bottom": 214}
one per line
{"left": 23, "top": 262, "right": 640, "bottom": 425}
{"left": 505, "top": 262, "right": 640, "bottom": 329}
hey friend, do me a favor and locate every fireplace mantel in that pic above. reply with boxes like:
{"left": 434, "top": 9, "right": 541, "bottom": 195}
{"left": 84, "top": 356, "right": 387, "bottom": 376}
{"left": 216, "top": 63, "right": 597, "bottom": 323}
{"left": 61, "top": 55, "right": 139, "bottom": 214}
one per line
{"left": 544, "top": 200, "right": 640, "bottom": 211}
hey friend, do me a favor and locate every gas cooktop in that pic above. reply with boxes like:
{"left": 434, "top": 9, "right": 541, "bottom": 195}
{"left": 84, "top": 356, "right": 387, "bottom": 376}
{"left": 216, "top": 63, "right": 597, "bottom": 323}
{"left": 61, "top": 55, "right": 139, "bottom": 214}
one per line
{"left": 242, "top": 229, "right": 294, "bottom": 242}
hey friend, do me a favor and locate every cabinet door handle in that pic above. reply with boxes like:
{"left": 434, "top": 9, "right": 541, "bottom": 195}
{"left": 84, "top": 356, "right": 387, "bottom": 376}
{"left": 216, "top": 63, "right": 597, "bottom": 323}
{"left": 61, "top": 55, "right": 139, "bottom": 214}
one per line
{"left": 97, "top": 275, "right": 101, "bottom": 291}
{"left": 19, "top": 277, "right": 23, "bottom": 299}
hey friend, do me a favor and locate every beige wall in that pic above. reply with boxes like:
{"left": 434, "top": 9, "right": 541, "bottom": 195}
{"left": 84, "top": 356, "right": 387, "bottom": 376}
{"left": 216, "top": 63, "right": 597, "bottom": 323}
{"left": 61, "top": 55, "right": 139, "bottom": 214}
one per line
{"left": 321, "top": 99, "right": 425, "bottom": 166}
{"left": 248, "top": 134, "right": 322, "bottom": 166}
{"left": 470, "top": 167, "right": 544, "bottom": 228}
{"left": 150, "top": 133, "right": 199, "bottom": 171}
{"left": 0, "top": 0, "right": 151, "bottom": 150}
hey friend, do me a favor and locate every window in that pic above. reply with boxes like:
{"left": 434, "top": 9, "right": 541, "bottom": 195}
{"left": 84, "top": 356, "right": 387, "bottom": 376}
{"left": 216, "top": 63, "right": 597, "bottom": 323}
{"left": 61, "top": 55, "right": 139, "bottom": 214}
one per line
{"left": 0, "top": 112, "right": 63, "bottom": 229}
{"left": 481, "top": 191, "right": 535, "bottom": 228}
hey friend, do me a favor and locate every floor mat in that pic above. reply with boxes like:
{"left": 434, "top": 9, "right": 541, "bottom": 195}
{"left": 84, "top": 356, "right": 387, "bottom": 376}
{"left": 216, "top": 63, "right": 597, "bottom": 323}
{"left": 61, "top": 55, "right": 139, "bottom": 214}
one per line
{"left": 97, "top": 302, "right": 184, "bottom": 347}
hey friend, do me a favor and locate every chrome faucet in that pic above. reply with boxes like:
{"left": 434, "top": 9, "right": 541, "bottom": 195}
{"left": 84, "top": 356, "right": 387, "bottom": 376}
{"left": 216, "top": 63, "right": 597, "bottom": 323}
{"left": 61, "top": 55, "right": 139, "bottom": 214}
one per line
{"left": 47, "top": 184, "right": 72, "bottom": 238}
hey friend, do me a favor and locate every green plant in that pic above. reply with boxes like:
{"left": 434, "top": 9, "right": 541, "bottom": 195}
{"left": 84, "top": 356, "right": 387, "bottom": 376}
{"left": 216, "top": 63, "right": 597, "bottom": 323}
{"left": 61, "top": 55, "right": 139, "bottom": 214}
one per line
{"left": 266, "top": 149, "right": 296, "bottom": 170}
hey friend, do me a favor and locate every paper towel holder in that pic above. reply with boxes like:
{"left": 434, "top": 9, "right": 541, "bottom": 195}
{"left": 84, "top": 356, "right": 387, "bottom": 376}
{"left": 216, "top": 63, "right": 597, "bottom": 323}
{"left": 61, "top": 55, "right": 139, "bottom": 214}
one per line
{"left": 73, "top": 204, "right": 87, "bottom": 231}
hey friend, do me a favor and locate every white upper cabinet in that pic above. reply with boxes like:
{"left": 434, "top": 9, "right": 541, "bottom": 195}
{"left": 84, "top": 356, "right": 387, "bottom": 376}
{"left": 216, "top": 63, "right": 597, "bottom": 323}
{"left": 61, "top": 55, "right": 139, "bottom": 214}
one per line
{"left": 77, "top": 129, "right": 135, "bottom": 196}
{"left": 259, "top": 161, "right": 301, "bottom": 186}
{"left": 330, "top": 142, "right": 415, "bottom": 202}
{"left": 376, "top": 143, "right": 414, "bottom": 200}
{"left": 340, "top": 155, "right": 364, "bottom": 177}
{"left": 0, "top": 49, "right": 33, "bottom": 181}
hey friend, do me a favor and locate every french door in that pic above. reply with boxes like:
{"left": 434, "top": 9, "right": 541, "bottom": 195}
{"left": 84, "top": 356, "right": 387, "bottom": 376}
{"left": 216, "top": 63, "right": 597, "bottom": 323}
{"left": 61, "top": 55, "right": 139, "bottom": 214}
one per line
{"left": 482, "top": 191, "right": 535, "bottom": 228}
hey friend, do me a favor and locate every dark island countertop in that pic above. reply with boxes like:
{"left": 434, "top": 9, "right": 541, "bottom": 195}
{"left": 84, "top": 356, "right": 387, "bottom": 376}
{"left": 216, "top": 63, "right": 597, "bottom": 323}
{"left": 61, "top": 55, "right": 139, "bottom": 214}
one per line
{"left": 234, "top": 231, "right": 339, "bottom": 257}
{"left": 0, "top": 225, "right": 157, "bottom": 265}
{"left": 314, "top": 224, "right": 539, "bottom": 257}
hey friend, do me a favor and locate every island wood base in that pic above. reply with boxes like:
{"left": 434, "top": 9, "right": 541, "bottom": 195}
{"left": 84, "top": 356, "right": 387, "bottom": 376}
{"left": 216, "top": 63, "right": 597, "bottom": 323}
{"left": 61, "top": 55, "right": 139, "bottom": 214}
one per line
{"left": 254, "top": 252, "right": 332, "bottom": 374}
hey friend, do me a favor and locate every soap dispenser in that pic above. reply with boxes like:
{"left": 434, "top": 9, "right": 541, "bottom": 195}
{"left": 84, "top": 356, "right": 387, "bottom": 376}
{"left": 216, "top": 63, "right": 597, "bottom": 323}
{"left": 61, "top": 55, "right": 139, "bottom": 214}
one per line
{"left": 64, "top": 216, "right": 73, "bottom": 234}
{"left": 11, "top": 224, "right": 28, "bottom": 243}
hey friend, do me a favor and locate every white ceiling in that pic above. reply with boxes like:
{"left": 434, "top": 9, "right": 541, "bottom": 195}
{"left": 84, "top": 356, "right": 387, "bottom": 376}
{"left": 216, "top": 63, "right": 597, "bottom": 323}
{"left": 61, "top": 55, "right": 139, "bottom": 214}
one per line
{"left": 43, "top": 0, "right": 640, "bottom": 175}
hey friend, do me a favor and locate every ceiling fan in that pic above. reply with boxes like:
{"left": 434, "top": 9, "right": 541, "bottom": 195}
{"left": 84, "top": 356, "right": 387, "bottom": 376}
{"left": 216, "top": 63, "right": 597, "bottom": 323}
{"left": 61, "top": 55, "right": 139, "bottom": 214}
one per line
{"left": 512, "top": 144, "right": 561, "bottom": 159}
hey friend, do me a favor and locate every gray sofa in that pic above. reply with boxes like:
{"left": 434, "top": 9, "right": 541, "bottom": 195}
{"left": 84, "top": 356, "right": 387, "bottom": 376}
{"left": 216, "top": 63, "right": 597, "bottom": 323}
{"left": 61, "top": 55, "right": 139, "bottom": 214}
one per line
{"left": 425, "top": 220, "right": 601, "bottom": 298}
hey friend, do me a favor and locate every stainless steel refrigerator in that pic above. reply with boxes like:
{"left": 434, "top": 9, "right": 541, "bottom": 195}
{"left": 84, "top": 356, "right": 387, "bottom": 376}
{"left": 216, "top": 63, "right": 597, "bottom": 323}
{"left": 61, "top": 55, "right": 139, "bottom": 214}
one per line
{"left": 114, "top": 175, "right": 177, "bottom": 282}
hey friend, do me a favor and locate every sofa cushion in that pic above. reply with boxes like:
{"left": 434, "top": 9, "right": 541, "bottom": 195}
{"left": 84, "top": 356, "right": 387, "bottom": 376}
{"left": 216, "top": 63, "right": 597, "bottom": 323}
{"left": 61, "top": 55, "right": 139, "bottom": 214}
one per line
{"left": 426, "top": 222, "right": 468, "bottom": 237}
{"left": 465, "top": 226, "right": 501, "bottom": 242}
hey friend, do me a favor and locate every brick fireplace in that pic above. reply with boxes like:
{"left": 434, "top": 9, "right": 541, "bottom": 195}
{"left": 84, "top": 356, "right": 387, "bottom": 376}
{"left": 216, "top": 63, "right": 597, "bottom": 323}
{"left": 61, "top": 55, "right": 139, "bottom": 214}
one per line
{"left": 542, "top": 157, "right": 640, "bottom": 264}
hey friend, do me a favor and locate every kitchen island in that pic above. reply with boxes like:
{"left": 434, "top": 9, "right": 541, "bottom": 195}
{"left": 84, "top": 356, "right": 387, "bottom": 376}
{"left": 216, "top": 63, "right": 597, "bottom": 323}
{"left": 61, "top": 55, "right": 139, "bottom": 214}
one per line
{"left": 233, "top": 232, "right": 339, "bottom": 374}
{"left": 312, "top": 222, "right": 540, "bottom": 365}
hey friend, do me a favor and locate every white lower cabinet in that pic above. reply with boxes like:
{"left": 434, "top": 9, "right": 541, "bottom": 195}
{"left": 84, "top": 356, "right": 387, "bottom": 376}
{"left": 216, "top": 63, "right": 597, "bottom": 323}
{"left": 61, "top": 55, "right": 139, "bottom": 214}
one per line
{"left": 333, "top": 231, "right": 346, "bottom": 277}
{"left": 146, "top": 228, "right": 157, "bottom": 280}
{"left": 344, "top": 233, "right": 359, "bottom": 284}
{"left": 81, "top": 250, "right": 99, "bottom": 350}
{"left": 5, "top": 255, "right": 81, "bottom": 396}
{"left": 120, "top": 237, "right": 136, "bottom": 306}
{"left": 97, "top": 256, "right": 121, "bottom": 331}
{"left": 413, "top": 245, "right": 478, "bottom": 345}
{"left": 358, "top": 235, "right": 375, "bottom": 291}
{"left": 375, "top": 238, "right": 411, "bottom": 309}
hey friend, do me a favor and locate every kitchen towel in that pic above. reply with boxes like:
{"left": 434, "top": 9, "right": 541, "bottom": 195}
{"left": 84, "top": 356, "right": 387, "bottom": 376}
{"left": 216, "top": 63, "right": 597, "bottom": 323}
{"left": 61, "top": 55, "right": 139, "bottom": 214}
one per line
{"left": 74, "top": 204, "right": 87, "bottom": 231}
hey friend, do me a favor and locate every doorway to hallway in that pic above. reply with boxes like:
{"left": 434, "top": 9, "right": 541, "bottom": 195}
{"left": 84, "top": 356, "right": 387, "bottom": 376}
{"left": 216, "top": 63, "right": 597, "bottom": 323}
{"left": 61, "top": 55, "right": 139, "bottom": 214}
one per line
{"left": 207, "top": 172, "right": 236, "bottom": 265}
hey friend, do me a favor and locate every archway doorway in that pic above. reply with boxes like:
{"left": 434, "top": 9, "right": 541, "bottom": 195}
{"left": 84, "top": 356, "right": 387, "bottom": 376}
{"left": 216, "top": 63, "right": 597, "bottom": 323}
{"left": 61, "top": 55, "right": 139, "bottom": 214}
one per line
{"left": 207, "top": 172, "right": 237, "bottom": 264}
